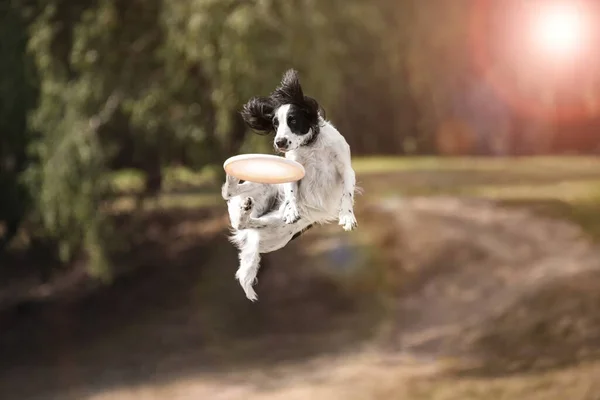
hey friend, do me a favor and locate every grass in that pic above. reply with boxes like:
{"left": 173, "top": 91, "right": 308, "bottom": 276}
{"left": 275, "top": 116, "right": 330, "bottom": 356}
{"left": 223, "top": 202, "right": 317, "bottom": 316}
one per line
{"left": 352, "top": 155, "right": 600, "bottom": 175}
{"left": 108, "top": 156, "right": 600, "bottom": 239}
{"left": 354, "top": 156, "right": 600, "bottom": 241}
{"left": 109, "top": 166, "right": 219, "bottom": 193}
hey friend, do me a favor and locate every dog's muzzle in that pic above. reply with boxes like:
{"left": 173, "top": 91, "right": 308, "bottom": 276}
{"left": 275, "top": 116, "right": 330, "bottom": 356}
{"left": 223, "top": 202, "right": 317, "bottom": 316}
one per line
{"left": 275, "top": 138, "right": 289, "bottom": 151}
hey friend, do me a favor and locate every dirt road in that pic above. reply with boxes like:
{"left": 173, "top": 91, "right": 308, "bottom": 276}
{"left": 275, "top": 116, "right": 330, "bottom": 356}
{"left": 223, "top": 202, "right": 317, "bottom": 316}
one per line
{"left": 3, "top": 197, "right": 600, "bottom": 399}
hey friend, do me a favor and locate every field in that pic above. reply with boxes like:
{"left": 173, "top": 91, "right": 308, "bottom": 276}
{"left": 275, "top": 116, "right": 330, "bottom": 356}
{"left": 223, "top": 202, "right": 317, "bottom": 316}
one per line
{"left": 3, "top": 156, "right": 600, "bottom": 399}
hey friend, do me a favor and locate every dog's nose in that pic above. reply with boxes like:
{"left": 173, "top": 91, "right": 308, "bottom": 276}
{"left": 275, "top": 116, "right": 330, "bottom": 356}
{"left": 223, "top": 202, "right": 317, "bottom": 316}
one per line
{"left": 275, "top": 138, "right": 288, "bottom": 150}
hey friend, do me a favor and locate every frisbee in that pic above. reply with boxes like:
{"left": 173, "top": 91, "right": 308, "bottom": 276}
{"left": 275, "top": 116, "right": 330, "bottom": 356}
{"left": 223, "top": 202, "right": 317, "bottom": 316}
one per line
{"left": 223, "top": 154, "right": 305, "bottom": 184}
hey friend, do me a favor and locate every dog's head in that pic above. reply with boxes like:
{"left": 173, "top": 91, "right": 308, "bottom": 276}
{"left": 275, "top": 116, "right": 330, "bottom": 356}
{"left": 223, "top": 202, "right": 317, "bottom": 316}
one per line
{"left": 240, "top": 69, "right": 324, "bottom": 153}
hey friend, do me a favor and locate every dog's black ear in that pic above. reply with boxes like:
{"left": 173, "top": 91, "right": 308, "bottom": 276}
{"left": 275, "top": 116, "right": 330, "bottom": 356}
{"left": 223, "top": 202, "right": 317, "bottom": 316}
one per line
{"left": 240, "top": 96, "right": 275, "bottom": 135}
{"left": 301, "top": 95, "right": 322, "bottom": 132}
{"left": 302, "top": 95, "right": 321, "bottom": 119}
{"left": 271, "top": 69, "right": 304, "bottom": 104}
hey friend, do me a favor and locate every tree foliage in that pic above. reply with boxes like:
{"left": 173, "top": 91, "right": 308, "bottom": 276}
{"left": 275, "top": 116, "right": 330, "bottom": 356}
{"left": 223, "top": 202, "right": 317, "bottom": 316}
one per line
{"left": 4, "top": 0, "right": 597, "bottom": 276}
{"left": 6, "top": 0, "right": 378, "bottom": 275}
{"left": 0, "top": 0, "right": 38, "bottom": 250}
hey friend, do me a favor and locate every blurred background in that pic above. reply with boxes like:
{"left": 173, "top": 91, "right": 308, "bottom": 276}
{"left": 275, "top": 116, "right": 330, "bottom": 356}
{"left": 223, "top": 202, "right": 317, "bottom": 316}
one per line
{"left": 3, "top": 0, "right": 600, "bottom": 398}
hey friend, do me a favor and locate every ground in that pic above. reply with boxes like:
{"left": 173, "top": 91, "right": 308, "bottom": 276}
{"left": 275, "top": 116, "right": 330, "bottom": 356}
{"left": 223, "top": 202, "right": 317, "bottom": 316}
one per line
{"left": 2, "top": 157, "right": 600, "bottom": 399}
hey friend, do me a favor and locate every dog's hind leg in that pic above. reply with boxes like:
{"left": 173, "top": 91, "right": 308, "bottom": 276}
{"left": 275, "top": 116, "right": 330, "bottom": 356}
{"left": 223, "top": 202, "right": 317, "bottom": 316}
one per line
{"left": 235, "top": 230, "right": 261, "bottom": 301}
{"left": 237, "top": 197, "right": 288, "bottom": 230}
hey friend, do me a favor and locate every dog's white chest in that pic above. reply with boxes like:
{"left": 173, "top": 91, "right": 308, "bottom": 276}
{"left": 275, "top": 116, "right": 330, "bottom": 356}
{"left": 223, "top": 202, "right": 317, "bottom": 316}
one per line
{"left": 291, "top": 151, "right": 342, "bottom": 218}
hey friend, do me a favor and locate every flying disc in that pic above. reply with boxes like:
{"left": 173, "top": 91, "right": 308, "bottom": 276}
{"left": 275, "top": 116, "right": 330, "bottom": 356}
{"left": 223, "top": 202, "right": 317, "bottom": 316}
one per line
{"left": 223, "top": 154, "right": 305, "bottom": 184}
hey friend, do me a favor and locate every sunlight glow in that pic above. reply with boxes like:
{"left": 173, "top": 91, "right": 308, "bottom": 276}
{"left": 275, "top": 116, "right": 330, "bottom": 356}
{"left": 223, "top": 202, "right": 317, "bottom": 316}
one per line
{"left": 531, "top": 3, "right": 588, "bottom": 57}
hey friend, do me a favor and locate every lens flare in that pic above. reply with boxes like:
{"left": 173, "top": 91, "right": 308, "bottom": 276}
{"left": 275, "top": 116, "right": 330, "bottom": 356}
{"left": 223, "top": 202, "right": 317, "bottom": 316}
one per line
{"left": 531, "top": 3, "right": 587, "bottom": 57}
{"left": 469, "top": 0, "right": 600, "bottom": 122}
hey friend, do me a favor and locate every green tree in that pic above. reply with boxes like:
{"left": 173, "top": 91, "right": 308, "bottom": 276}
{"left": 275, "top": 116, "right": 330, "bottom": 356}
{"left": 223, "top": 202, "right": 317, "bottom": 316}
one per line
{"left": 21, "top": 0, "right": 376, "bottom": 277}
{"left": 0, "top": 0, "right": 39, "bottom": 250}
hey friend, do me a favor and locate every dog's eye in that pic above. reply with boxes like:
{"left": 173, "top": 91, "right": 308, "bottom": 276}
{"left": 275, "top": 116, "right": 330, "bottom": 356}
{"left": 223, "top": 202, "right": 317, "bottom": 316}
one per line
{"left": 273, "top": 117, "right": 279, "bottom": 128}
{"left": 288, "top": 116, "right": 296, "bottom": 125}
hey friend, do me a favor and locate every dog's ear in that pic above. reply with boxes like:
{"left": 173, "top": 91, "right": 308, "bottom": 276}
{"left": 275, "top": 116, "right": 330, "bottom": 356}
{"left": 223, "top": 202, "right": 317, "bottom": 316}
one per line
{"left": 301, "top": 95, "right": 322, "bottom": 132}
{"left": 271, "top": 69, "right": 304, "bottom": 104}
{"left": 240, "top": 96, "right": 275, "bottom": 135}
{"left": 274, "top": 69, "right": 324, "bottom": 122}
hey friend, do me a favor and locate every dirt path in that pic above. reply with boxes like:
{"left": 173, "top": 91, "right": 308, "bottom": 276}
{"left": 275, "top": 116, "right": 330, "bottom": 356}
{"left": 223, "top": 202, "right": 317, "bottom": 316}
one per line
{"left": 3, "top": 197, "right": 600, "bottom": 399}
{"left": 370, "top": 198, "right": 598, "bottom": 346}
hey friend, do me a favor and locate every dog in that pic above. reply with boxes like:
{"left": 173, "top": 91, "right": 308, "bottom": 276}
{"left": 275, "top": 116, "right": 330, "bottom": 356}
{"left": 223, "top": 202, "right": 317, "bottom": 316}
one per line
{"left": 222, "top": 69, "right": 358, "bottom": 301}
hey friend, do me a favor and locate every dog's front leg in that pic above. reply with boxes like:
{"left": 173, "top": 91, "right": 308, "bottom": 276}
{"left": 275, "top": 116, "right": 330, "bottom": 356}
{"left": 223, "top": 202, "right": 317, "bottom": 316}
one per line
{"left": 222, "top": 174, "right": 242, "bottom": 200}
{"left": 336, "top": 150, "right": 358, "bottom": 231}
{"left": 282, "top": 181, "right": 300, "bottom": 224}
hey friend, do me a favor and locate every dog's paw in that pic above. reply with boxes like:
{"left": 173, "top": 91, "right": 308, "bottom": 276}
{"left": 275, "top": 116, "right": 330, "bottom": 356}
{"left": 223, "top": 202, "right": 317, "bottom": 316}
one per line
{"left": 282, "top": 201, "right": 300, "bottom": 224}
{"left": 236, "top": 269, "right": 258, "bottom": 302}
{"left": 236, "top": 197, "right": 254, "bottom": 229}
{"left": 338, "top": 212, "right": 358, "bottom": 231}
{"left": 244, "top": 286, "right": 258, "bottom": 302}
{"left": 241, "top": 197, "right": 254, "bottom": 212}
{"left": 226, "top": 174, "right": 240, "bottom": 185}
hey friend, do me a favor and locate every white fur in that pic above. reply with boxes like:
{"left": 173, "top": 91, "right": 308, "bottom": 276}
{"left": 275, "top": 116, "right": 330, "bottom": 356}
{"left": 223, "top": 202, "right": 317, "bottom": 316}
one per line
{"left": 222, "top": 112, "right": 358, "bottom": 301}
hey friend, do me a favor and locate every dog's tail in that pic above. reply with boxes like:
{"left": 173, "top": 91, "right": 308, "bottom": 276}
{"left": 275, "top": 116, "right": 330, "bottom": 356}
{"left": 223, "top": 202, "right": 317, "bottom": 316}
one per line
{"left": 234, "top": 229, "right": 261, "bottom": 302}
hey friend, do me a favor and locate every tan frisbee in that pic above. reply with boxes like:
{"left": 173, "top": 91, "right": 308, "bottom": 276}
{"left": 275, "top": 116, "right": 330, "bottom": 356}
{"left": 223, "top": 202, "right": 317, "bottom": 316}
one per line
{"left": 223, "top": 154, "right": 305, "bottom": 184}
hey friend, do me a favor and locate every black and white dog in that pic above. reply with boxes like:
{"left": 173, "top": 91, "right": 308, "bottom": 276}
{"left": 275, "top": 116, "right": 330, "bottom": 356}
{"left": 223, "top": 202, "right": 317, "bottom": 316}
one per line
{"left": 222, "top": 69, "right": 358, "bottom": 301}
